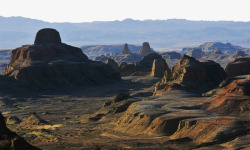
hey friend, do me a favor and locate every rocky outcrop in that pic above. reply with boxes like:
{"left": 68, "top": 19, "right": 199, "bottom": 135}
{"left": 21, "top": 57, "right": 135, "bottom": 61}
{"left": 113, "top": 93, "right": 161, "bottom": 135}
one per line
{"left": 34, "top": 28, "right": 61, "bottom": 45}
{"left": 139, "top": 42, "right": 155, "bottom": 56}
{"left": 118, "top": 53, "right": 169, "bottom": 76}
{"left": 204, "top": 77, "right": 250, "bottom": 116}
{"left": 161, "top": 51, "right": 181, "bottom": 59}
{"left": 122, "top": 43, "right": 130, "bottom": 54}
{"left": 18, "top": 112, "right": 48, "bottom": 128}
{"left": 95, "top": 55, "right": 110, "bottom": 62}
{"left": 113, "top": 53, "right": 142, "bottom": 64}
{"left": 0, "top": 112, "right": 39, "bottom": 149}
{"left": 150, "top": 59, "right": 166, "bottom": 77}
{"left": 114, "top": 90, "right": 249, "bottom": 149}
{"left": 188, "top": 48, "right": 205, "bottom": 59}
{"left": 209, "top": 48, "right": 223, "bottom": 55}
{"left": 155, "top": 55, "right": 227, "bottom": 93}
{"left": 106, "top": 58, "right": 119, "bottom": 71}
{"left": 139, "top": 53, "right": 168, "bottom": 69}
{"left": 234, "top": 50, "right": 247, "bottom": 57}
{"left": 183, "top": 42, "right": 249, "bottom": 54}
{"left": 225, "top": 57, "right": 250, "bottom": 77}
{"left": 4, "top": 28, "right": 121, "bottom": 88}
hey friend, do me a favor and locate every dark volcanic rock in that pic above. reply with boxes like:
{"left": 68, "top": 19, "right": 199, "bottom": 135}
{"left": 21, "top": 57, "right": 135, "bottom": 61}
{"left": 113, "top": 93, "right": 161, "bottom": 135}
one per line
{"left": 34, "top": 28, "right": 61, "bottom": 45}
{"left": 139, "top": 42, "right": 154, "bottom": 56}
{"left": 122, "top": 43, "right": 130, "bottom": 54}
{"left": 0, "top": 112, "right": 39, "bottom": 149}
{"left": 188, "top": 48, "right": 205, "bottom": 59}
{"left": 225, "top": 57, "right": 250, "bottom": 77}
{"left": 4, "top": 28, "right": 121, "bottom": 88}
{"left": 155, "top": 55, "right": 227, "bottom": 93}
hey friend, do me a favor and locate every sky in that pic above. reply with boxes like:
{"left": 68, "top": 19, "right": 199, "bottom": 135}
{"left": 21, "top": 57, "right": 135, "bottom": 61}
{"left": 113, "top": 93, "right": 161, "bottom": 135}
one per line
{"left": 0, "top": 0, "right": 250, "bottom": 23}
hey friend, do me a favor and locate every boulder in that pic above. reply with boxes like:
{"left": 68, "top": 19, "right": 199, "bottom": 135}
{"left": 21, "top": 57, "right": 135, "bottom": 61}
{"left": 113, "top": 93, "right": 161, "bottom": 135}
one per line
{"left": 0, "top": 112, "right": 39, "bottom": 149}
{"left": 155, "top": 55, "right": 227, "bottom": 93}
{"left": 139, "top": 42, "right": 154, "bottom": 56}
{"left": 225, "top": 57, "right": 250, "bottom": 77}
{"left": 4, "top": 28, "right": 121, "bottom": 88}
{"left": 188, "top": 48, "right": 205, "bottom": 59}
{"left": 122, "top": 43, "right": 130, "bottom": 54}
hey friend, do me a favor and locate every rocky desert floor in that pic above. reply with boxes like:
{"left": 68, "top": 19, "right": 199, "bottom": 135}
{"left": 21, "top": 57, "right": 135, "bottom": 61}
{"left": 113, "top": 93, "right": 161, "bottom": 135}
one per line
{"left": 1, "top": 76, "right": 249, "bottom": 150}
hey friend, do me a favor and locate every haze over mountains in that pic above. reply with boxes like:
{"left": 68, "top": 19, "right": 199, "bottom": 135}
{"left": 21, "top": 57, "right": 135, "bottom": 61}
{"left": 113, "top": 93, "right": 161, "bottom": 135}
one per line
{"left": 1, "top": 16, "right": 250, "bottom": 49}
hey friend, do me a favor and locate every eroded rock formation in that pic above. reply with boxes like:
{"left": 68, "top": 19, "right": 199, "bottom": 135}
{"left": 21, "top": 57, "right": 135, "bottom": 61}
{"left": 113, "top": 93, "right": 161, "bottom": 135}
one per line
{"left": 234, "top": 50, "right": 247, "bottom": 57}
{"left": 188, "top": 48, "right": 205, "bottom": 59}
{"left": 204, "top": 76, "right": 250, "bottom": 116}
{"left": 0, "top": 112, "right": 39, "bottom": 149}
{"left": 106, "top": 58, "right": 119, "bottom": 71}
{"left": 122, "top": 43, "right": 130, "bottom": 54}
{"left": 225, "top": 57, "right": 250, "bottom": 77}
{"left": 209, "top": 48, "right": 223, "bottom": 55}
{"left": 155, "top": 55, "right": 227, "bottom": 93}
{"left": 139, "top": 42, "right": 154, "bottom": 56}
{"left": 4, "top": 28, "right": 120, "bottom": 88}
{"left": 150, "top": 59, "right": 166, "bottom": 77}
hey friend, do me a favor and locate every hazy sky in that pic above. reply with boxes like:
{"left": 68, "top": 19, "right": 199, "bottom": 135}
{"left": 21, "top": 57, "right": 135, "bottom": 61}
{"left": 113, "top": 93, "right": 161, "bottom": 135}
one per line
{"left": 1, "top": 0, "right": 250, "bottom": 22}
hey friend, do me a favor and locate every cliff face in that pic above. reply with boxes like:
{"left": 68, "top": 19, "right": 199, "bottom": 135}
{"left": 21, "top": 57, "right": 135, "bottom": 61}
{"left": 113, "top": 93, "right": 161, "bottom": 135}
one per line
{"left": 4, "top": 28, "right": 121, "bottom": 88}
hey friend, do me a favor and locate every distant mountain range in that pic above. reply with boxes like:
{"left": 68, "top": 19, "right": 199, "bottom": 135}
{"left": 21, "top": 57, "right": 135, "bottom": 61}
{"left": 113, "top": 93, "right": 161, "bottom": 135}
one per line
{"left": 1, "top": 16, "right": 250, "bottom": 49}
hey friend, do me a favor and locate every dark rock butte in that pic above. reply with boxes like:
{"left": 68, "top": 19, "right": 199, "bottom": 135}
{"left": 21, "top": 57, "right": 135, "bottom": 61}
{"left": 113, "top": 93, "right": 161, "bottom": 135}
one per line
{"left": 139, "top": 42, "right": 154, "bottom": 56}
{"left": 225, "top": 57, "right": 250, "bottom": 77}
{"left": 4, "top": 28, "right": 121, "bottom": 88}
{"left": 155, "top": 55, "right": 227, "bottom": 94}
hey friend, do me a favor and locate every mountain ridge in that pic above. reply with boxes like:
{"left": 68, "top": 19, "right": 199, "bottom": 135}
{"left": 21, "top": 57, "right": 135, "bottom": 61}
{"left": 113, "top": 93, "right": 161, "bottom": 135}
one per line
{"left": 1, "top": 16, "right": 250, "bottom": 49}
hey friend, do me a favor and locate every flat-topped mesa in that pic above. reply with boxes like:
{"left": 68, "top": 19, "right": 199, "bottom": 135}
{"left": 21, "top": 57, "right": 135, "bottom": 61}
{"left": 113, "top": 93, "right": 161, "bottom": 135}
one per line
{"left": 34, "top": 28, "right": 61, "bottom": 45}
{"left": 4, "top": 28, "right": 121, "bottom": 88}
{"left": 139, "top": 42, "right": 154, "bottom": 56}
{"left": 155, "top": 55, "right": 227, "bottom": 94}
{"left": 122, "top": 43, "right": 130, "bottom": 54}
